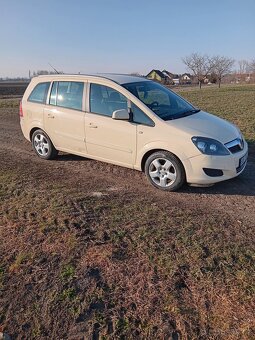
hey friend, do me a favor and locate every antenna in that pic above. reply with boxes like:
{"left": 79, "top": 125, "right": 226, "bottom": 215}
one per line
{"left": 48, "top": 62, "right": 60, "bottom": 74}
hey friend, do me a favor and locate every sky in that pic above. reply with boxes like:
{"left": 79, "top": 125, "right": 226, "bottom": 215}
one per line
{"left": 0, "top": 0, "right": 255, "bottom": 78}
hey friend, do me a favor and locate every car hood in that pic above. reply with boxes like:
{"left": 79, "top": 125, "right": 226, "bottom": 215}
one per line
{"left": 166, "top": 111, "right": 239, "bottom": 144}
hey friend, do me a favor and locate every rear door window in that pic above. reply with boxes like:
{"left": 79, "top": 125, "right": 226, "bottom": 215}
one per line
{"left": 49, "top": 81, "right": 84, "bottom": 110}
{"left": 28, "top": 82, "right": 50, "bottom": 103}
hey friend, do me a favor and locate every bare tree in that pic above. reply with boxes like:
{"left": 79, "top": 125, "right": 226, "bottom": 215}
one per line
{"left": 211, "top": 56, "right": 235, "bottom": 88}
{"left": 238, "top": 60, "right": 249, "bottom": 74}
{"left": 249, "top": 59, "right": 255, "bottom": 73}
{"left": 182, "top": 53, "right": 214, "bottom": 89}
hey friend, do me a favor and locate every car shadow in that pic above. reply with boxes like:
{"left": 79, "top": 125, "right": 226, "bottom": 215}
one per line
{"left": 180, "top": 168, "right": 255, "bottom": 197}
{"left": 55, "top": 153, "right": 88, "bottom": 162}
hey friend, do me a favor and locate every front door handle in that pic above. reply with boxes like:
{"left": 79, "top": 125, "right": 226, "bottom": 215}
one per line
{"left": 47, "top": 113, "right": 55, "bottom": 119}
{"left": 89, "top": 123, "right": 98, "bottom": 128}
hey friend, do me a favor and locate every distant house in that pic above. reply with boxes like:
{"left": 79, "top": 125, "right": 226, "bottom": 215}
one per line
{"left": 162, "top": 70, "right": 180, "bottom": 84}
{"left": 180, "top": 73, "right": 192, "bottom": 84}
{"left": 161, "top": 70, "right": 175, "bottom": 85}
{"left": 162, "top": 70, "right": 173, "bottom": 79}
{"left": 146, "top": 69, "right": 198, "bottom": 85}
{"left": 172, "top": 74, "right": 180, "bottom": 85}
{"left": 203, "top": 76, "right": 210, "bottom": 84}
{"left": 146, "top": 69, "right": 168, "bottom": 83}
{"left": 232, "top": 73, "right": 254, "bottom": 84}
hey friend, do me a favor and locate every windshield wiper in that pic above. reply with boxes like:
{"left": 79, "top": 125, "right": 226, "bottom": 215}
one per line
{"left": 182, "top": 109, "right": 200, "bottom": 115}
{"left": 175, "top": 109, "right": 200, "bottom": 118}
{"left": 162, "top": 109, "right": 200, "bottom": 121}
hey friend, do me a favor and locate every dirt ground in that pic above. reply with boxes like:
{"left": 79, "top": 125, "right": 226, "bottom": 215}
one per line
{"left": 0, "top": 94, "right": 254, "bottom": 339}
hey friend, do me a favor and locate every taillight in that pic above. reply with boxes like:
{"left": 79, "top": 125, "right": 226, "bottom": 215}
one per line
{"left": 19, "top": 101, "right": 24, "bottom": 117}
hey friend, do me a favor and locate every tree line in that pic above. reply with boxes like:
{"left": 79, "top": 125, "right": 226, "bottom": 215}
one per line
{"left": 182, "top": 53, "right": 255, "bottom": 88}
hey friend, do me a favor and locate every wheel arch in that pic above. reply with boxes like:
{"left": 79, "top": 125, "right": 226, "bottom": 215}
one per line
{"left": 29, "top": 127, "right": 41, "bottom": 141}
{"left": 30, "top": 127, "right": 58, "bottom": 159}
{"left": 141, "top": 148, "right": 185, "bottom": 172}
{"left": 30, "top": 128, "right": 56, "bottom": 149}
{"left": 141, "top": 149, "right": 163, "bottom": 171}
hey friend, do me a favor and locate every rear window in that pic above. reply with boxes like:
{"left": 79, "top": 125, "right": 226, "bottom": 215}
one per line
{"left": 28, "top": 82, "right": 50, "bottom": 103}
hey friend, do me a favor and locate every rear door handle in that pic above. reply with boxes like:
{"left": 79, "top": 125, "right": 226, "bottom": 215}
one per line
{"left": 47, "top": 113, "right": 55, "bottom": 119}
{"left": 89, "top": 123, "right": 98, "bottom": 128}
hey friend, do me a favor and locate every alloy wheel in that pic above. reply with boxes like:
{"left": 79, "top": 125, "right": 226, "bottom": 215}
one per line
{"left": 148, "top": 158, "right": 177, "bottom": 188}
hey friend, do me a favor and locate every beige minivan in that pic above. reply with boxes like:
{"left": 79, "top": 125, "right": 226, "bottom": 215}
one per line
{"left": 20, "top": 74, "right": 248, "bottom": 191}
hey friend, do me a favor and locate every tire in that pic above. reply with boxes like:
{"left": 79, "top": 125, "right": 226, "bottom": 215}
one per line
{"left": 144, "top": 151, "right": 186, "bottom": 191}
{"left": 32, "top": 129, "right": 58, "bottom": 160}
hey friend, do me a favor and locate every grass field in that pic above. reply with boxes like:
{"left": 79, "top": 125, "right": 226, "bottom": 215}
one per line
{"left": 0, "top": 84, "right": 255, "bottom": 339}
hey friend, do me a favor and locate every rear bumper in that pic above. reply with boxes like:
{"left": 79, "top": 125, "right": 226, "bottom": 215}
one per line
{"left": 183, "top": 141, "right": 248, "bottom": 185}
{"left": 20, "top": 118, "right": 30, "bottom": 141}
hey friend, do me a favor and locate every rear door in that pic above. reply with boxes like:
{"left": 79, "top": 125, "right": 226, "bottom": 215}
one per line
{"left": 44, "top": 81, "right": 86, "bottom": 153}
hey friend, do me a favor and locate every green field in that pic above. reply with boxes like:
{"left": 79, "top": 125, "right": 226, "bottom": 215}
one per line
{"left": 0, "top": 84, "right": 255, "bottom": 339}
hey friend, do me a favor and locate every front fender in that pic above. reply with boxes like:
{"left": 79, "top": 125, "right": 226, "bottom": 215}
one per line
{"left": 135, "top": 140, "right": 190, "bottom": 171}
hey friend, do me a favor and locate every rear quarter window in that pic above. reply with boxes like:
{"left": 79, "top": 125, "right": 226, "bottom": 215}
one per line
{"left": 28, "top": 82, "right": 50, "bottom": 103}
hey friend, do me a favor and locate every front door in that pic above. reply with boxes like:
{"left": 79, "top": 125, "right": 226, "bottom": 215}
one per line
{"left": 85, "top": 83, "right": 136, "bottom": 166}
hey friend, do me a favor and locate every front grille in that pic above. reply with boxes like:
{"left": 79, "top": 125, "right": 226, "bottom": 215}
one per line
{"left": 225, "top": 138, "right": 244, "bottom": 154}
{"left": 229, "top": 144, "right": 242, "bottom": 153}
{"left": 236, "top": 162, "right": 246, "bottom": 173}
{"left": 236, "top": 152, "right": 248, "bottom": 173}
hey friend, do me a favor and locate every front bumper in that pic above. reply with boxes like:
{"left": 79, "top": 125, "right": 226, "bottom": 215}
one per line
{"left": 183, "top": 141, "right": 248, "bottom": 185}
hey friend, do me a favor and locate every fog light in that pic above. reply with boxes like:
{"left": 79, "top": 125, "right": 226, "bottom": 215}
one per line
{"left": 203, "top": 168, "right": 223, "bottom": 177}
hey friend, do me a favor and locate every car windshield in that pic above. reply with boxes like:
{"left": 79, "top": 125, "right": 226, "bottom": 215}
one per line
{"left": 122, "top": 81, "right": 200, "bottom": 120}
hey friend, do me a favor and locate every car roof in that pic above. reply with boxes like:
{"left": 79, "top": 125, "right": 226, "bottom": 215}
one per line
{"left": 37, "top": 73, "right": 150, "bottom": 85}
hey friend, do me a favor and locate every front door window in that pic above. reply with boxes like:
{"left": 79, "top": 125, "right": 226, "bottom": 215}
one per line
{"left": 90, "top": 83, "right": 128, "bottom": 117}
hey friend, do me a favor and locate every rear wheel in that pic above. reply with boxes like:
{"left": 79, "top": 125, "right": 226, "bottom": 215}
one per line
{"left": 32, "top": 129, "right": 58, "bottom": 160}
{"left": 145, "top": 151, "right": 185, "bottom": 191}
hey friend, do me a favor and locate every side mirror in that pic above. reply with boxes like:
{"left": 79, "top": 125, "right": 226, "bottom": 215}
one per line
{"left": 112, "top": 109, "right": 130, "bottom": 120}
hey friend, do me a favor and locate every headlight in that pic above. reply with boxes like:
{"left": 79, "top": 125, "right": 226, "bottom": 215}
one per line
{"left": 192, "top": 136, "right": 230, "bottom": 155}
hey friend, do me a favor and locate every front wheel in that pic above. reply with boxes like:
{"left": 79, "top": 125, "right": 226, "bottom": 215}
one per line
{"left": 145, "top": 151, "right": 186, "bottom": 191}
{"left": 32, "top": 129, "right": 58, "bottom": 160}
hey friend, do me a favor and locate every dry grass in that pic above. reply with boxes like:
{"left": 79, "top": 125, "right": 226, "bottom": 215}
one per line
{"left": 1, "top": 172, "right": 254, "bottom": 338}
